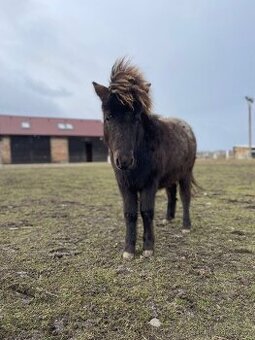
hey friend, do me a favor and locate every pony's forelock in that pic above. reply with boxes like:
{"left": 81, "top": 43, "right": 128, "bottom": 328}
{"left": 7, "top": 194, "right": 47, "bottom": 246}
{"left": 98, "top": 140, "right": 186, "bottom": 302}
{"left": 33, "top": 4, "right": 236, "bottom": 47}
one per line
{"left": 109, "top": 58, "right": 152, "bottom": 112}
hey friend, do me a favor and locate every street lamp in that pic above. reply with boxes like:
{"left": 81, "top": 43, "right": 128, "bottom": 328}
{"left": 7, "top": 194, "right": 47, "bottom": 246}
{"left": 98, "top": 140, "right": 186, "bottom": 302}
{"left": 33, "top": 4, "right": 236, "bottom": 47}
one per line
{"left": 245, "top": 96, "right": 254, "bottom": 158}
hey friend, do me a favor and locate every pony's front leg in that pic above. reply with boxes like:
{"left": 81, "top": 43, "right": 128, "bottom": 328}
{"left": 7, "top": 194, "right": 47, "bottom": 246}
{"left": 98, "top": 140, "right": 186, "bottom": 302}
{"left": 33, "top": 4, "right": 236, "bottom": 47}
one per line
{"left": 121, "top": 189, "right": 138, "bottom": 260}
{"left": 140, "top": 184, "right": 157, "bottom": 257}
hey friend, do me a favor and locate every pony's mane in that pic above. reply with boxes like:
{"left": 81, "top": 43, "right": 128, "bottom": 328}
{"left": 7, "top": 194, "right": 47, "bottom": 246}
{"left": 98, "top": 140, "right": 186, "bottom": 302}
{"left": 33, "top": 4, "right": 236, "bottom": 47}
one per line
{"left": 109, "top": 58, "right": 152, "bottom": 113}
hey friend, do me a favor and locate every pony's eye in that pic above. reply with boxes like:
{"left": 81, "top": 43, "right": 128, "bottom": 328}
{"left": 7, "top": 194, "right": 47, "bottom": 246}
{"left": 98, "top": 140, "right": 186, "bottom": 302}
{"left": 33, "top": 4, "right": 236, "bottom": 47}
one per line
{"left": 105, "top": 114, "right": 112, "bottom": 122}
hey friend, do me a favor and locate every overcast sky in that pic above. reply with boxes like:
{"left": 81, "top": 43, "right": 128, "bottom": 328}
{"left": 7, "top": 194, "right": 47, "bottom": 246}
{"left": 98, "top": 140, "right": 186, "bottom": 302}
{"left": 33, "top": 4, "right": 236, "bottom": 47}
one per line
{"left": 0, "top": 0, "right": 255, "bottom": 150}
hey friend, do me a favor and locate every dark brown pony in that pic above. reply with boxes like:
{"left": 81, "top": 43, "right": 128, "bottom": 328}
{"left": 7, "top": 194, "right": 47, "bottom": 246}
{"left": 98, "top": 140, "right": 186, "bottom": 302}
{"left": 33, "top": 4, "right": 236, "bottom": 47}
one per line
{"left": 93, "top": 58, "right": 197, "bottom": 259}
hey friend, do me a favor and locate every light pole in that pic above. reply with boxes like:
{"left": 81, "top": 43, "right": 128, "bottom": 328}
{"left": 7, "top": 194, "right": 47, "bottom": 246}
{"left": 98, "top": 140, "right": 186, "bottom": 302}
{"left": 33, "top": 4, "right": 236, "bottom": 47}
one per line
{"left": 245, "top": 96, "right": 254, "bottom": 158}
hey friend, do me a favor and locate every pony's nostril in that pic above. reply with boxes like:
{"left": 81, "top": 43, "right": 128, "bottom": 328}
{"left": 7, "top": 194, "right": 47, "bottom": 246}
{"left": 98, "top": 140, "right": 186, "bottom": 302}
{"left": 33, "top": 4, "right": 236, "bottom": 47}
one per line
{"left": 115, "top": 154, "right": 135, "bottom": 170}
{"left": 121, "top": 159, "right": 128, "bottom": 169}
{"left": 116, "top": 157, "right": 121, "bottom": 168}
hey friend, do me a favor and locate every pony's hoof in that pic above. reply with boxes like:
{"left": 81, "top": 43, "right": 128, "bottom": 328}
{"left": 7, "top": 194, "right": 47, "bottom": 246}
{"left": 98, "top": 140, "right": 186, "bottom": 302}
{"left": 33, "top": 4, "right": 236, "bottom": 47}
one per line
{"left": 162, "top": 218, "right": 173, "bottom": 225}
{"left": 181, "top": 229, "right": 191, "bottom": 234}
{"left": 143, "top": 250, "right": 154, "bottom": 258}
{"left": 123, "top": 251, "right": 134, "bottom": 260}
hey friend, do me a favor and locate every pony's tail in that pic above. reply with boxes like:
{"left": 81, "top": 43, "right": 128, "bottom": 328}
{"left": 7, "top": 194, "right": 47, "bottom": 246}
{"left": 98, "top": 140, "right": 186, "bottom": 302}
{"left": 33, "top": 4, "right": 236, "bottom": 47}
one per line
{"left": 191, "top": 174, "right": 203, "bottom": 196}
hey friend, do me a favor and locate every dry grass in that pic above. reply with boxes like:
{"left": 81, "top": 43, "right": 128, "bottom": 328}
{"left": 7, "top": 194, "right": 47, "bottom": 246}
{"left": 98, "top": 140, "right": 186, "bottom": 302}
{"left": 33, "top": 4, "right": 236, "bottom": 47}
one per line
{"left": 0, "top": 160, "right": 254, "bottom": 339}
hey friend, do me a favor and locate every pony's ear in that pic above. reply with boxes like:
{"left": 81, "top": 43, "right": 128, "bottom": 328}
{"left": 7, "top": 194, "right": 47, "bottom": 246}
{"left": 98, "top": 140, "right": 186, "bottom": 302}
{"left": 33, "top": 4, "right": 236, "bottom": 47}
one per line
{"left": 92, "top": 82, "right": 109, "bottom": 101}
{"left": 144, "top": 82, "right": 151, "bottom": 93}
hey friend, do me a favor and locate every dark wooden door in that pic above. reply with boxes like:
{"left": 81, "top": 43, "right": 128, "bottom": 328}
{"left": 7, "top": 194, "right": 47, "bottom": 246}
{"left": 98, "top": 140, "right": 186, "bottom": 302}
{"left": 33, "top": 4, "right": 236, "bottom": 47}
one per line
{"left": 11, "top": 136, "right": 51, "bottom": 164}
{"left": 86, "top": 143, "right": 92, "bottom": 162}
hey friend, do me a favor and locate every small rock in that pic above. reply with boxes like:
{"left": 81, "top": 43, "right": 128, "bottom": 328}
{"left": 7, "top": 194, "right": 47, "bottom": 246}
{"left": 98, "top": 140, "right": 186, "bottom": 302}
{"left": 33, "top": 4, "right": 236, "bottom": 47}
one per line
{"left": 149, "top": 318, "right": 161, "bottom": 327}
{"left": 17, "top": 271, "right": 28, "bottom": 278}
{"left": 231, "top": 230, "right": 245, "bottom": 236}
{"left": 52, "top": 318, "right": 66, "bottom": 335}
{"left": 116, "top": 265, "right": 132, "bottom": 274}
{"left": 175, "top": 288, "right": 186, "bottom": 297}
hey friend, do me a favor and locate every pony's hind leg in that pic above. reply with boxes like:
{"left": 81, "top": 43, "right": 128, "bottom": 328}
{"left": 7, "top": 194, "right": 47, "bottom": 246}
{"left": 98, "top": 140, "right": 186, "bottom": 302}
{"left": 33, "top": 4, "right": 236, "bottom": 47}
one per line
{"left": 166, "top": 184, "right": 177, "bottom": 221}
{"left": 179, "top": 176, "right": 192, "bottom": 231}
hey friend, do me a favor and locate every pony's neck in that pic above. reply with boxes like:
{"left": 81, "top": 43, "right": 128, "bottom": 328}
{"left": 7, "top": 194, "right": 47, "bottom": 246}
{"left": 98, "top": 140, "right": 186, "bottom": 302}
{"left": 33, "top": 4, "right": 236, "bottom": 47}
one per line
{"left": 141, "top": 111, "right": 157, "bottom": 137}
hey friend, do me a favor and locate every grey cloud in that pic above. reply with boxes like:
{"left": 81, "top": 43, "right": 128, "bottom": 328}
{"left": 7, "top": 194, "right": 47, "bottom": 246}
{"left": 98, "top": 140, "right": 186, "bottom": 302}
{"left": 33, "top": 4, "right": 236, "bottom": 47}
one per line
{"left": 25, "top": 77, "right": 72, "bottom": 98}
{"left": 0, "top": 0, "right": 33, "bottom": 20}
{"left": 0, "top": 67, "right": 61, "bottom": 116}
{"left": 0, "top": 0, "right": 254, "bottom": 150}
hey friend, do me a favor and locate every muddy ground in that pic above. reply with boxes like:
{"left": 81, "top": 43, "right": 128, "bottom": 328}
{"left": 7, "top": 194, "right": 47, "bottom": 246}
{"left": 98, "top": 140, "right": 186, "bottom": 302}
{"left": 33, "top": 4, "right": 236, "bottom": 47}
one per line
{"left": 0, "top": 160, "right": 254, "bottom": 340}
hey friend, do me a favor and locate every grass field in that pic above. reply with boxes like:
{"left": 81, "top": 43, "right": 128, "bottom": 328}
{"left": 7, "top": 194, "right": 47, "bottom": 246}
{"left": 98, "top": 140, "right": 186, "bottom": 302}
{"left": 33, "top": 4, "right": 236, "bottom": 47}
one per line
{"left": 0, "top": 160, "right": 254, "bottom": 340}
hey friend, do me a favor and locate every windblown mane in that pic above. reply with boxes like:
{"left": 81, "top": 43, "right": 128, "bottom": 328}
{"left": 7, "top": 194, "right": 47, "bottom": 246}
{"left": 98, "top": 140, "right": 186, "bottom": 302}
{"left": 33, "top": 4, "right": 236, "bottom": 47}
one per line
{"left": 109, "top": 58, "right": 152, "bottom": 113}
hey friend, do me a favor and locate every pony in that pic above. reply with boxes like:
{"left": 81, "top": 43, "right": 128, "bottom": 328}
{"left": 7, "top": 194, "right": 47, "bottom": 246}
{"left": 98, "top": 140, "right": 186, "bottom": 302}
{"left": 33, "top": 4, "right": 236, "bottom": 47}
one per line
{"left": 93, "top": 58, "right": 197, "bottom": 259}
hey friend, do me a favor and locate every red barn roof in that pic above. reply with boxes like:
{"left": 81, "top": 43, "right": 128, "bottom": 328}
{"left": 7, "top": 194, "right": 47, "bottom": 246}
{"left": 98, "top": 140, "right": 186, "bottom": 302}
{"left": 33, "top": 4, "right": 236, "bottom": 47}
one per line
{"left": 0, "top": 115, "right": 103, "bottom": 137}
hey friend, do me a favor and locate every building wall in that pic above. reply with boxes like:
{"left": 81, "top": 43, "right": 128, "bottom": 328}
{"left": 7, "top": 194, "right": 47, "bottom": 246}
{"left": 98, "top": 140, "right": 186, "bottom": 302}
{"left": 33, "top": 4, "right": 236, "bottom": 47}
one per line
{"left": 51, "top": 137, "right": 69, "bottom": 163}
{"left": 233, "top": 146, "right": 254, "bottom": 159}
{"left": 91, "top": 137, "right": 108, "bottom": 161}
{"left": 0, "top": 137, "right": 11, "bottom": 164}
{"left": 0, "top": 135, "right": 107, "bottom": 164}
{"left": 68, "top": 137, "right": 108, "bottom": 162}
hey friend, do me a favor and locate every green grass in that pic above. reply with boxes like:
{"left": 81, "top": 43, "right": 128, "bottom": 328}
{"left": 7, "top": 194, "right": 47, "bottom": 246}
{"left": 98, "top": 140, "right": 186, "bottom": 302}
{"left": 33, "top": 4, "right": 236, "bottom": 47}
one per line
{"left": 0, "top": 160, "right": 254, "bottom": 340}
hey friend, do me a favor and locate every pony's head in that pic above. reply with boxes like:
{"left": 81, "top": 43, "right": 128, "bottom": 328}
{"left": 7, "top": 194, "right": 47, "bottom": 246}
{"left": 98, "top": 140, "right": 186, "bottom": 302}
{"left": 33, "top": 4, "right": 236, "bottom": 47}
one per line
{"left": 93, "top": 58, "right": 152, "bottom": 171}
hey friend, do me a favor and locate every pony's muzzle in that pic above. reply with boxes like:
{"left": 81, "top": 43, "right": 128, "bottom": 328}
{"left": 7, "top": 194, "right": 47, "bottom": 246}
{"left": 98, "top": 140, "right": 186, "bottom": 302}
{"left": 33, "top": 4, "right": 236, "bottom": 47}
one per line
{"left": 114, "top": 151, "right": 135, "bottom": 170}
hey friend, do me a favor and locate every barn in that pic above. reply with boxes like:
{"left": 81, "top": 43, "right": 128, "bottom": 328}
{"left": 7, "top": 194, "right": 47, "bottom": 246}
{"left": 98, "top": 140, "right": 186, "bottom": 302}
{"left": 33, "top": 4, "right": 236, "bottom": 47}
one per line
{"left": 0, "top": 115, "right": 108, "bottom": 164}
{"left": 233, "top": 145, "right": 255, "bottom": 159}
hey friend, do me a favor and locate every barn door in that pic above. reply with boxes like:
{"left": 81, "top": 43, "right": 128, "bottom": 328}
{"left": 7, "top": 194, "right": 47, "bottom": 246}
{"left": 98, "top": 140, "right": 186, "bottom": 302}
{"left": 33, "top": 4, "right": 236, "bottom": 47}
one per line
{"left": 86, "top": 143, "right": 92, "bottom": 162}
{"left": 11, "top": 136, "right": 51, "bottom": 164}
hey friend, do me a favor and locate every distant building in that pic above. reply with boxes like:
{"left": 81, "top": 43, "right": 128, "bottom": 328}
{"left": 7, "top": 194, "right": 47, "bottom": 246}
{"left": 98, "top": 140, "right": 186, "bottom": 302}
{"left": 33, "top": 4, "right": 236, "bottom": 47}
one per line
{"left": 0, "top": 115, "right": 108, "bottom": 164}
{"left": 197, "top": 150, "right": 233, "bottom": 159}
{"left": 233, "top": 145, "right": 255, "bottom": 159}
